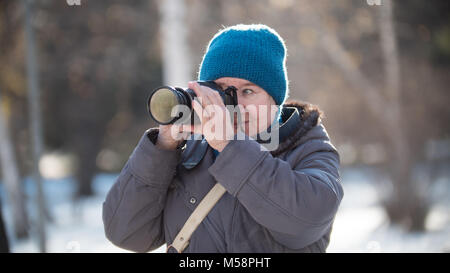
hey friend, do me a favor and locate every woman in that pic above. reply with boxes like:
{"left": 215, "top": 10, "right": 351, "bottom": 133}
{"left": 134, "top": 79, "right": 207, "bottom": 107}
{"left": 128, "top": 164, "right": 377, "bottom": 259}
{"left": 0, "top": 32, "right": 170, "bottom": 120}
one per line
{"left": 103, "top": 24, "right": 343, "bottom": 253}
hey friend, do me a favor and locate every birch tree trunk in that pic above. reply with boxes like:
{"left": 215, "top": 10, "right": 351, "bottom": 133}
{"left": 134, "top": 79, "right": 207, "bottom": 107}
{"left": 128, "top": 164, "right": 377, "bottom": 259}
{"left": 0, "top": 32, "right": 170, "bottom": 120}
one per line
{"left": 0, "top": 91, "right": 29, "bottom": 239}
{"left": 158, "top": 0, "right": 192, "bottom": 86}
{"left": 24, "top": 0, "right": 47, "bottom": 252}
{"left": 378, "top": 0, "right": 428, "bottom": 231}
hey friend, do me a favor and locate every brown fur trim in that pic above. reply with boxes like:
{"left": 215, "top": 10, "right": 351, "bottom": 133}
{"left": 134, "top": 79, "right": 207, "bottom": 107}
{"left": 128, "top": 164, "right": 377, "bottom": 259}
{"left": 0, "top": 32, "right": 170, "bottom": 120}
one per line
{"left": 270, "top": 99, "right": 324, "bottom": 157}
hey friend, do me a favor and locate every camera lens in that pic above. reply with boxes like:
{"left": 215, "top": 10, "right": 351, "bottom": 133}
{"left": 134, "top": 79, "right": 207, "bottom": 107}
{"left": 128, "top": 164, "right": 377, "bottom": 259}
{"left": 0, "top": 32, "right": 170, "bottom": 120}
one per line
{"left": 148, "top": 87, "right": 182, "bottom": 124}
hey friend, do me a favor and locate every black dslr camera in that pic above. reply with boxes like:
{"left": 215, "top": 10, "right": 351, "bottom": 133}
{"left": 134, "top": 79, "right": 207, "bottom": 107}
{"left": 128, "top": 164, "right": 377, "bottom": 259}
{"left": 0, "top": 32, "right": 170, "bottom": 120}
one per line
{"left": 147, "top": 81, "right": 238, "bottom": 125}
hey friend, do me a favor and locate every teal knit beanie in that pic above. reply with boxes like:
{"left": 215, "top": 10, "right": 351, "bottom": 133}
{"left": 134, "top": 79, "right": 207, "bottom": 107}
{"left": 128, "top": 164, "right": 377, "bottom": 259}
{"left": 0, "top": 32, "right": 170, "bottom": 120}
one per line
{"left": 198, "top": 24, "right": 289, "bottom": 106}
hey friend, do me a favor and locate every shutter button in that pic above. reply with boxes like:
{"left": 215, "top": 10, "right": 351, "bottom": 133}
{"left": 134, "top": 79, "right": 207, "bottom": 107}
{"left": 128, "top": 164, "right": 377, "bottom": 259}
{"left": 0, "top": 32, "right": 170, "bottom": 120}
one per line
{"left": 189, "top": 197, "right": 197, "bottom": 204}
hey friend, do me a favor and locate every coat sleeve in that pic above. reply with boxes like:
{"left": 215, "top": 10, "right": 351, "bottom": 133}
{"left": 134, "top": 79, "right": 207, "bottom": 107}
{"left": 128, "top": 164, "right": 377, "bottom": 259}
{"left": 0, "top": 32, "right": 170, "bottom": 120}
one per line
{"left": 208, "top": 129, "right": 344, "bottom": 249}
{"left": 102, "top": 128, "right": 182, "bottom": 252}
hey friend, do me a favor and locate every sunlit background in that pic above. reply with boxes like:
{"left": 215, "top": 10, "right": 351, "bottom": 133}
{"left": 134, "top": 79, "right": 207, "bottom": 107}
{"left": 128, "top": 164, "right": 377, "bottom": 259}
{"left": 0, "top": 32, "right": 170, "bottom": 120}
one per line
{"left": 0, "top": 0, "right": 449, "bottom": 253}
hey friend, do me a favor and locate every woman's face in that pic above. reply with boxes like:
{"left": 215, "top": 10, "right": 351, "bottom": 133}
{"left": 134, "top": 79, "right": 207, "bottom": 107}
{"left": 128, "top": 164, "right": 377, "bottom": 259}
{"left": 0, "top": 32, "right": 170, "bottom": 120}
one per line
{"left": 214, "top": 77, "right": 278, "bottom": 137}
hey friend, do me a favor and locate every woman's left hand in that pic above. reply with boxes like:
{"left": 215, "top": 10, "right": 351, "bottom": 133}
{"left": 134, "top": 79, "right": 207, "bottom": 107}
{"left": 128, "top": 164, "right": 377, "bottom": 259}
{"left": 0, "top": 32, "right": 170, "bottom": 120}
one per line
{"left": 182, "top": 81, "right": 236, "bottom": 152}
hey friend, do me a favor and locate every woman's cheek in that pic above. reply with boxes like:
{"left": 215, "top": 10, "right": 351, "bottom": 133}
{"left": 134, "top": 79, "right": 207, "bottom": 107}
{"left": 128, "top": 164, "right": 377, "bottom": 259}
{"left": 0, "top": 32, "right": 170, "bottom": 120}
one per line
{"left": 258, "top": 107, "right": 273, "bottom": 131}
{"left": 253, "top": 112, "right": 270, "bottom": 135}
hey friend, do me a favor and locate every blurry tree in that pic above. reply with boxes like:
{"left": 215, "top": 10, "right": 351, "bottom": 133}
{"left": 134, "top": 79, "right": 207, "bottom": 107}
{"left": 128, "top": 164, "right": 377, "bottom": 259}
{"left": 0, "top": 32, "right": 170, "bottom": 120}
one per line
{"left": 159, "top": 0, "right": 191, "bottom": 86}
{"left": 185, "top": 0, "right": 223, "bottom": 80}
{"left": 308, "top": 0, "right": 422, "bottom": 229}
{"left": 0, "top": 195, "right": 9, "bottom": 252}
{"left": 34, "top": 1, "right": 162, "bottom": 197}
{"left": 0, "top": 91, "right": 29, "bottom": 239}
{"left": 1, "top": 0, "right": 162, "bottom": 199}
{"left": 24, "top": 0, "right": 47, "bottom": 252}
{"left": 294, "top": 0, "right": 449, "bottom": 231}
{"left": 0, "top": 0, "right": 30, "bottom": 240}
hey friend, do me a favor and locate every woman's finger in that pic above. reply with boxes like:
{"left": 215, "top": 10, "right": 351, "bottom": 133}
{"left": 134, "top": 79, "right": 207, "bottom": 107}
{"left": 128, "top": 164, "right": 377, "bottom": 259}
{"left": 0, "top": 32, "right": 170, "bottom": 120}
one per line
{"left": 189, "top": 82, "right": 216, "bottom": 119}
{"left": 189, "top": 81, "right": 223, "bottom": 110}
{"left": 209, "top": 90, "right": 225, "bottom": 108}
{"left": 192, "top": 99, "right": 209, "bottom": 121}
{"left": 201, "top": 86, "right": 227, "bottom": 121}
{"left": 188, "top": 81, "right": 202, "bottom": 97}
{"left": 189, "top": 82, "right": 210, "bottom": 108}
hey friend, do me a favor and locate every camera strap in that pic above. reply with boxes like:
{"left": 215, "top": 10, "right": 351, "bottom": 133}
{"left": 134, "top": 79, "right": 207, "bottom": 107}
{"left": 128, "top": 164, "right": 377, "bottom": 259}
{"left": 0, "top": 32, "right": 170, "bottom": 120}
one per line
{"left": 166, "top": 183, "right": 227, "bottom": 253}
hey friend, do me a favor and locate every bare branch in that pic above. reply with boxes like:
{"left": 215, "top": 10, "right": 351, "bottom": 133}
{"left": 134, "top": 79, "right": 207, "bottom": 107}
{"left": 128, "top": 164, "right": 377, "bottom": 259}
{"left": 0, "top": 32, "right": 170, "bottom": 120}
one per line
{"left": 298, "top": 2, "right": 391, "bottom": 121}
{"left": 379, "top": 0, "right": 401, "bottom": 104}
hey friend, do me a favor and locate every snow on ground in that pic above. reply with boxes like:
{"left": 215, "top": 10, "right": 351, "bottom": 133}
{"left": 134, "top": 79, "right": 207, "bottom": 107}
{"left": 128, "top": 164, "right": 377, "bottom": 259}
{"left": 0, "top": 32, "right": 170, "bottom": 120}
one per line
{"left": 1, "top": 167, "right": 449, "bottom": 253}
{"left": 328, "top": 168, "right": 450, "bottom": 252}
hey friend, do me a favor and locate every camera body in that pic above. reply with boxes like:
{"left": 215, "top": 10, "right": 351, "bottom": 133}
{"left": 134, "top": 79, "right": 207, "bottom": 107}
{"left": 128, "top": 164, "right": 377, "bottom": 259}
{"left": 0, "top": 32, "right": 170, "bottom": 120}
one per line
{"left": 147, "top": 81, "right": 238, "bottom": 125}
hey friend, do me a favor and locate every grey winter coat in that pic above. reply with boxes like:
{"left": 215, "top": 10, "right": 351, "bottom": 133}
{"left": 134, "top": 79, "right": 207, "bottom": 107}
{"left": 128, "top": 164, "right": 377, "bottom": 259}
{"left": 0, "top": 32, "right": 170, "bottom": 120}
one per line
{"left": 102, "top": 100, "right": 343, "bottom": 253}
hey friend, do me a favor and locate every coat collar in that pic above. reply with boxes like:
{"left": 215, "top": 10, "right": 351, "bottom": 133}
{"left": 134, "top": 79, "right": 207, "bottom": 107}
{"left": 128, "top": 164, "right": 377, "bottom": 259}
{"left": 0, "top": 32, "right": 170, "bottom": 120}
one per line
{"left": 254, "top": 105, "right": 302, "bottom": 146}
{"left": 269, "top": 100, "right": 323, "bottom": 156}
{"left": 180, "top": 100, "right": 323, "bottom": 169}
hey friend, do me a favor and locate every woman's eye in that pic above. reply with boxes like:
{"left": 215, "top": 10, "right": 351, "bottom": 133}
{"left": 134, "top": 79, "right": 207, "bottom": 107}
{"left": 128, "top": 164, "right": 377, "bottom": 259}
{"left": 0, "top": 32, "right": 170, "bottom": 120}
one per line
{"left": 242, "top": 89, "right": 254, "bottom": 95}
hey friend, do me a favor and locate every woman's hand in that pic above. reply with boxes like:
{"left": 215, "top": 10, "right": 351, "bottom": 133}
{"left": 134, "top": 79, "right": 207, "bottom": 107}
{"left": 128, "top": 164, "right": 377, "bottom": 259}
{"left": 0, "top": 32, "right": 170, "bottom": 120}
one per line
{"left": 156, "top": 123, "right": 187, "bottom": 150}
{"left": 182, "top": 81, "right": 237, "bottom": 152}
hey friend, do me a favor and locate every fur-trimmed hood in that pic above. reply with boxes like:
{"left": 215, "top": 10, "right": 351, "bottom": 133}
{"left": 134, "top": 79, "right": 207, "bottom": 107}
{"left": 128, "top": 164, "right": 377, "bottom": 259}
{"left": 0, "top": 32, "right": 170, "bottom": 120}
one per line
{"left": 270, "top": 100, "right": 324, "bottom": 157}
